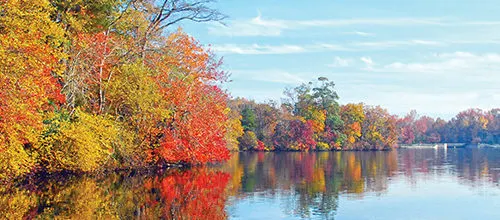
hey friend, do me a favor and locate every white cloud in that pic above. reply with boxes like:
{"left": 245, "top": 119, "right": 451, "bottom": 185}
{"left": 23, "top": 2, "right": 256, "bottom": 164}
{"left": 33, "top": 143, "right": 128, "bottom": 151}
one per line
{"left": 230, "top": 69, "right": 306, "bottom": 84}
{"left": 208, "top": 22, "right": 282, "bottom": 37}
{"left": 365, "top": 91, "right": 492, "bottom": 118}
{"left": 210, "top": 39, "right": 447, "bottom": 55}
{"left": 316, "top": 43, "right": 353, "bottom": 51}
{"left": 337, "top": 81, "right": 499, "bottom": 119}
{"left": 462, "top": 21, "right": 500, "bottom": 26}
{"left": 295, "top": 18, "right": 445, "bottom": 27}
{"left": 343, "top": 31, "right": 375, "bottom": 37}
{"left": 374, "top": 52, "right": 500, "bottom": 75}
{"left": 250, "top": 14, "right": 288, "bottom": 28}
{"left": 353, "top": 40, "right": 445, "bottom": 49}
{"left": 210, "top": 44, "right": 306, "bottom": 55}
{"left": 210, "top": 43, "right": 351, "bottom": 55}
{"left": 435, "top": 51, "right": 476, "bottom": 58}
{"left": 328, "top": 57, "right": 353, "bottom": 67}
{"left": 223, "top": 51, "right": 500, "bottom": 118}
{"left": 360, "top": 56, "right": 376, "bottom": 71}
{"left": 208, "top": 14, "right": 500, "bottom": 37}
{"left": 360, "top": 57, "right": 374, "bottom": 66}
{"left": 230, "top": 90, "right": 282, "bottom": 101}
{"left": 210, "top": 39, "right": 500, "bottom": 55}
{"left": 209, "top": 16, "right": 446, "bottom": 37}
{"left": 347, "top": 52, "right": 500, "bottom": 118}
{"left": 411, "top": 40, "right": 442, "bottom": 45}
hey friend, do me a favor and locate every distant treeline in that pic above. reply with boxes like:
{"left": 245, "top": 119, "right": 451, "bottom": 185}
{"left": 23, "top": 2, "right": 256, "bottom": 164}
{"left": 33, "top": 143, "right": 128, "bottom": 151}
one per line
{"left": 227, "top": 78, "right": 500, "bottom": 152}
{"left": 397, "top": 109, "right": 499, "bottom": 145}
{"left": 227, "top": 78, "right": 398, "bottom": 152}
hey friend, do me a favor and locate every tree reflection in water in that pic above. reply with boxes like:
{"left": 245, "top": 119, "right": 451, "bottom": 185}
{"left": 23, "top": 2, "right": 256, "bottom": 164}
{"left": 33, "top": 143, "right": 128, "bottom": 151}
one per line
{"left": 0, "top": 149, "right": 499, "bottom": 219}
{"left": 0, "top": 168, "right": 230, "bottom": 220}
{"left": 222, "top": 151, "right": 399, "bottom": 219}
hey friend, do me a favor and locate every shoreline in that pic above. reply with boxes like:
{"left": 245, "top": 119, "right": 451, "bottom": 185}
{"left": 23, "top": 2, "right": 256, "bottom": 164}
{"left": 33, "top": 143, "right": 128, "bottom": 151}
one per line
{"left": 6, "top": 145, "right": 500, "bottom": 185}
{"left": 2, "top": 163, "right": 190, "bottom": 186}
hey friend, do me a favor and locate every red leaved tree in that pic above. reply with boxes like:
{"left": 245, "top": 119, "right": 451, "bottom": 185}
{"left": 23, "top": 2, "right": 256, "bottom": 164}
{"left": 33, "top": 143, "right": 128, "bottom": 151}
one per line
{"left": 151, "top": 30, "right": 230, "bottom": 164}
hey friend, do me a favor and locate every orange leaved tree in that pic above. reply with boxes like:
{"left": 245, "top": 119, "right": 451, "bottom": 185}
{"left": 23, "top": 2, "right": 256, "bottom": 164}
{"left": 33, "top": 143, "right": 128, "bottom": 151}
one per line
{"left": 0, "top": 0, "right": 66, "bottom": 178}
{"left": 150, "top": 30, "right": 230, "bottom": 165}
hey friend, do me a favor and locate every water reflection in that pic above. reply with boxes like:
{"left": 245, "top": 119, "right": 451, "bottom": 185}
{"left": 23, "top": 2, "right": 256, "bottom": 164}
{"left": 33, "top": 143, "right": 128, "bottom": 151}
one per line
{"left": 0, "top": 168, "right": 230, "bottom": 219}
{"left": 1, "top": 149, "right": 499, "bottom": 219}
{"left": 399, "top": 148, "right": 500, "bottom": 186}
{"left": 222, "top": 149, "right": 500, "bottom": 219}
{"left": 222, "top": 151, "right": 399, "bottom": 219}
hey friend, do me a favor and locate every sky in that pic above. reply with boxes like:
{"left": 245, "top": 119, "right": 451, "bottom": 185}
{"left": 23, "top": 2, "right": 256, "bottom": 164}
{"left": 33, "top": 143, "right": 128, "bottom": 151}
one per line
{"left": 180, "top": 0, "right": 500, "bottom": 119}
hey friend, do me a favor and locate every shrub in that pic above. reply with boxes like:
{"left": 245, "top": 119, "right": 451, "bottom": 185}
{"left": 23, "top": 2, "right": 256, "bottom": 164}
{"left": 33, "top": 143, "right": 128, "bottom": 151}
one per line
{"left": 316, "top": 142, "right": 331, "bottom": 151}
{"left": 254, "top": 141, "right": 266, "bottom": 151}
{"left": 238, "top": 131, "right": 258, "bottom": 151}
{"left": 38, "top": 109, "right": 121, "bottom": 173}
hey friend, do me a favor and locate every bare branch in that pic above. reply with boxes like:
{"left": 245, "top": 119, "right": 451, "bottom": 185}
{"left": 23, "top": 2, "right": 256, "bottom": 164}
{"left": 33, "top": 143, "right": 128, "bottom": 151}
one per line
{"left": 108, "top": 0, "right": 137, "bottom": 29}
{"left": 143, "top": 0, "right": 226, "bottom": 34}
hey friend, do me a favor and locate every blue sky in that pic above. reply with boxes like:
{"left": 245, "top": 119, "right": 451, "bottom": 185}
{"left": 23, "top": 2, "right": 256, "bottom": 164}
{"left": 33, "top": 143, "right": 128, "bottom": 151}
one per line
{"left": 180, "top": 0, "right": 500, "bottom": 119}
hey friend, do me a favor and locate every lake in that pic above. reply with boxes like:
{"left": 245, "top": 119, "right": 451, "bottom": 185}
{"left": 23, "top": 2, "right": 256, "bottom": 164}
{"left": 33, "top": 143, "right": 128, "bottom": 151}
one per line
{"left": 1, "top": 149, "right": 499, "bottom": 219}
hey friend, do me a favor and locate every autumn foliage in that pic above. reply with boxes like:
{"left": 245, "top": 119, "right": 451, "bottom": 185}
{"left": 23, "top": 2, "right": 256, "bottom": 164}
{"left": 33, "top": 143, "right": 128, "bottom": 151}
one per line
{"left": 2, "top": 0, "right": 498, "bottom": 182}
{"left": 273, "top": 119, "right": 316, "bottom": 151}
{"left": 397, "top": 108, "right": 500, "bottom": 145}
{"left": 155, "top": 169, "right": 230, "bottom": 219}
{"left": 0, "top": 0, "right": 65, "bottom": 178}
{"left": 231, "top": 86, "right": 500, "bottom": 152}
{"left": 0, "top": 0, "right": 231, "bottom": 179}
{"left": 230, "top": 78, "right": 400, "bottom": 152}
{"left": 152, "top": 33, "right": 230, "bottom": 164}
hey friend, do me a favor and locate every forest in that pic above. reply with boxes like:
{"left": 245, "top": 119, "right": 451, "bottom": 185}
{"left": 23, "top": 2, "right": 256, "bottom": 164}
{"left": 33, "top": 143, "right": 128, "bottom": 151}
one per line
{"left": 228, "top": 78, "right": 500, "bottom": 152}
{"left": 1, "top": 0, "right": 499, "bottom": 181}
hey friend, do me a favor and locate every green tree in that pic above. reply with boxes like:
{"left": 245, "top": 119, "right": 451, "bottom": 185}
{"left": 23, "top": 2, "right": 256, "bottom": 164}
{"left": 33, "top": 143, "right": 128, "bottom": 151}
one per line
{"left": 241, "top": 107, "right": 257, "bottom": 132}
{"left": 284, "top": 77, "right": 343, "bottom": 146}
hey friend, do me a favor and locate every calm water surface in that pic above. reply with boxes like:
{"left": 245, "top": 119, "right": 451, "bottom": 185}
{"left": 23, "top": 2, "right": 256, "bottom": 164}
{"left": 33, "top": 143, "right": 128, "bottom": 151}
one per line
{"left": 1, "top": 149, "right": 500, "bottom": 219}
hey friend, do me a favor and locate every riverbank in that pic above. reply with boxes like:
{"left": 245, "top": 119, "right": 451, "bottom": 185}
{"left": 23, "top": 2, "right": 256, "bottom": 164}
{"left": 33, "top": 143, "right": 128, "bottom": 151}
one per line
{"left": 400, "top": 143, "right": 500, "bottom": 149}
{"left": 3, "top": 146, "right": 398, "bottom": 184}
{"left": 466, "top": 143, "right": 500, "bottom": 149}
{"left": 1, "top": 162, "right": 191, "bottom": 186}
